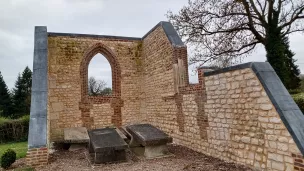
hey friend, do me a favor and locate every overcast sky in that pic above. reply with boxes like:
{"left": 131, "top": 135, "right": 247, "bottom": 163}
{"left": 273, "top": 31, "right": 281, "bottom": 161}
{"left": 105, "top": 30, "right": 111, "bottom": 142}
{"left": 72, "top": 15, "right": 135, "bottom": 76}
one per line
{"left": 0, "top": 0, "right": 304, "bottom": 89}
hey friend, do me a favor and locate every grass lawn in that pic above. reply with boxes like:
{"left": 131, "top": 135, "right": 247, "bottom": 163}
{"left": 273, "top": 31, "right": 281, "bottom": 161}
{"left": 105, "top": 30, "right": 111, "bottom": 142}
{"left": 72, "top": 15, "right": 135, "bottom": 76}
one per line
{"left": 0, "top": 141, "right": 28, "bottom": 159}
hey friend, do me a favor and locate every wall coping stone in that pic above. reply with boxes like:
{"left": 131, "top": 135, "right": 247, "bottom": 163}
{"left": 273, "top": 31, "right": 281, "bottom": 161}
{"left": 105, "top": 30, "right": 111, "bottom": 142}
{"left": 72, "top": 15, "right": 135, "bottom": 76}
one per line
{"left": 47, "top": 21, "right": 185, "bottom": 47}
{"left": 142, "top": 21, "right": 185, "bottom": 47}
{"left": 205, "top": 62, "right": 304, "bottom": 156}
{"left": 48, "top": 32, "right": 142, "bottom": 41}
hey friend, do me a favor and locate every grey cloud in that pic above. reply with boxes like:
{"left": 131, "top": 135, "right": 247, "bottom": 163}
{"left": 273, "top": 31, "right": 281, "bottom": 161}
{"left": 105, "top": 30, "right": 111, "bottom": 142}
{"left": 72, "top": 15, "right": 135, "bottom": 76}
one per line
{"left": 0, "top": 0, "right": 303, "bottom": 89}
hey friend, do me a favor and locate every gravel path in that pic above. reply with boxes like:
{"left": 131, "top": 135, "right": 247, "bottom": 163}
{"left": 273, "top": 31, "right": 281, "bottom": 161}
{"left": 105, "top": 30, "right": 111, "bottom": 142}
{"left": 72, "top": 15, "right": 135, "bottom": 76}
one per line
{"left": 8, "top": 144, "right": 253, "bottom": 171}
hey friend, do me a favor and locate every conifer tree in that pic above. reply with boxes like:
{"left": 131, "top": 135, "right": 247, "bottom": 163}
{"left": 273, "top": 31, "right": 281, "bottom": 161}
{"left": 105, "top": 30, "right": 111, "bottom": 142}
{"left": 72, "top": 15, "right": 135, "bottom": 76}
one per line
{"left": 0, "top": 71, "right": 12, "bottom": 117}
{"left": 12, "top": 67, "right": 32, "bottom": 118}
{"left": 281, "top": 36, "right": 301, "bottom": 90}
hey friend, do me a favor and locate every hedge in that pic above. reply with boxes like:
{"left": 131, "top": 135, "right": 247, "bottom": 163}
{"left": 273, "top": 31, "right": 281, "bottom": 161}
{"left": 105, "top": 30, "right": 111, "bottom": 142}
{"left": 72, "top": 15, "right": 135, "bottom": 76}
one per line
{"left": 292, "top": 93, "right": 304, "bottom": 114}
{"left": 0, "top": 115, "right": 29, "bottom": 143}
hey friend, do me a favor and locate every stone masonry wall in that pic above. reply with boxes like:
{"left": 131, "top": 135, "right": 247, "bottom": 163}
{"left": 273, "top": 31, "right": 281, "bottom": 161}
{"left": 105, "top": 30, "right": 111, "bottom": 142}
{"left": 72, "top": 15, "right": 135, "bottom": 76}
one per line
{"left": 168, "top": 67, "right": 303, "bottom": 171}
{"left": 139, "top": 27, "right": 303, "bottom": 169}
{"left": 45, "top": 23, "right": 304, "bottom": 170}
{"left": 140, "top": 26, "right": 179, "bottom": 133}
{"left": 202, "top": 68, "right": 302, "bottom": 170}
{"left": 47, "top": 36, "right": 143, "bottom": 141}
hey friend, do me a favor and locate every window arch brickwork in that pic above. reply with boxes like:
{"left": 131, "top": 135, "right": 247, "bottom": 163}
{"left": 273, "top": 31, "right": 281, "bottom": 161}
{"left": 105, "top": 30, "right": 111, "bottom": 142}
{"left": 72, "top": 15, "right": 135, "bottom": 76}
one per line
{"left": 79, "top": 42, "right": 123, "bottom": 127}
{"left": 80, "top": 42, "right": 121, "bottom": 100}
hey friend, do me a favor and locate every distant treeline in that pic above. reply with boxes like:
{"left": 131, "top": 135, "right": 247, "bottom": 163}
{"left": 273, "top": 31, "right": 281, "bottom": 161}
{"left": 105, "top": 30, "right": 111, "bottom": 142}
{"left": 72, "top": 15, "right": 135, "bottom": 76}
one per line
{"left": 0, "top": 67, "right": 32, "bottom": 119}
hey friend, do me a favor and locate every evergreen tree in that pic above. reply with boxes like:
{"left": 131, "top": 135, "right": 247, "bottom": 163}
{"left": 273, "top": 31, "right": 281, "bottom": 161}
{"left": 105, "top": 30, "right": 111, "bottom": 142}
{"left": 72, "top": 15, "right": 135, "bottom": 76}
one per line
{"left": 281, "top": 36, "right": 301, "bottom": 90}
{"left": 12, "top": 74, "right": 26, "bottom": 118}
{"left": 265, "top": 11, "right": 290, "bottom": 87}
{"left": 21, "top": 66, "right": 32, "bottom": 113}
{"left": 0, "top": 71, "right": 12, "bottom": 117}
{"left": 12, "top": 67, "right": 32, "bottom": 118}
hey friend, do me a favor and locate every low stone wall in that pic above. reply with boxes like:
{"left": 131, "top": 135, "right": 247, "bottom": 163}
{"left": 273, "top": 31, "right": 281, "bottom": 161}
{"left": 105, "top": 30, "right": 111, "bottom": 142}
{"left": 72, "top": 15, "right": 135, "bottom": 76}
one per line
{"left": 204, "top": 67, "right": 299, "bottom": 170}
{"left": 163, "top": 64, "right": 304, "bottom": 171}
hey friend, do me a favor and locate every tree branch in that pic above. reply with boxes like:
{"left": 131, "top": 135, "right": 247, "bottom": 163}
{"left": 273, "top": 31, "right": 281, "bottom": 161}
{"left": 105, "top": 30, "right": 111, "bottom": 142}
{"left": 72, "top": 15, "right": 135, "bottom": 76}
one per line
{"left": 280, "top": 6, "right": 304, "bottom": 29}
{"left": 249, "top": 0, "right": 268, "bottom": 26}
{"left": 241, "top": 0, "right": 265, "bottom": 43}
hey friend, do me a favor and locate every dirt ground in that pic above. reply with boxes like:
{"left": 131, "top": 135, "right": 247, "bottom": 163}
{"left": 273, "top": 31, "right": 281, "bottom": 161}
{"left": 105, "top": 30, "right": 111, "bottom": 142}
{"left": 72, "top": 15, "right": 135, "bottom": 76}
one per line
{"left": 9, "top": 144, "right": 253, "bottom": 171}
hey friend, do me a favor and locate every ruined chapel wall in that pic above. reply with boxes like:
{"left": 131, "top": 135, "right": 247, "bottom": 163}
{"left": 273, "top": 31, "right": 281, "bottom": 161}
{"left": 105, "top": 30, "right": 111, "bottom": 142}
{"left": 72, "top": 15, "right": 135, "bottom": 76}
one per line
{"left": 172, "top": 67, "right": 303, "bottom": 171}
{"left": 47, "top": 36, "right": 143, "bottom": 141}
{"left": 140, "top": 25, "right": 208, "bottom": 146}
{"left": 140, "top": 26, "right": 179, "bottom": 133}
{"left": 140, "top": 37, "right": 304, "bottom": 170}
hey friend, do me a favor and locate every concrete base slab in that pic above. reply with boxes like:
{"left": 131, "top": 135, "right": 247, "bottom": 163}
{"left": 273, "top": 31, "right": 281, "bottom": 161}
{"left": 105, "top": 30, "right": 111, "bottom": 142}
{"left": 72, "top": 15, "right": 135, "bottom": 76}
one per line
{"left": 69, "top": 143, "right": 87, "bottom": 151}
{"left": 91, "top": 150, "right": 127, "bottom": 164}
{"left": 131, "top": 145, "right": 174, "bottom": 159}
{"left": 64, "top": 127, "right": 89, "bottom": 143}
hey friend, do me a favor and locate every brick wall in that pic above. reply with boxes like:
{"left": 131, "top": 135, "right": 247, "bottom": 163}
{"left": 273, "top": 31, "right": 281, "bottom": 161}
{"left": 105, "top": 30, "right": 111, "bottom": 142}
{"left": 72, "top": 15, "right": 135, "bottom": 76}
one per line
{"left": 47, "top": 36, "right": 143, "bottom": 141}
{"left": 140, "top": 26, "right": 176, "bottom": 130}
{"left": 44, "top": 23, "right": 303, "bottom": 170}
{"left": 26, "top": 147, "right": 48, "bottom": 167}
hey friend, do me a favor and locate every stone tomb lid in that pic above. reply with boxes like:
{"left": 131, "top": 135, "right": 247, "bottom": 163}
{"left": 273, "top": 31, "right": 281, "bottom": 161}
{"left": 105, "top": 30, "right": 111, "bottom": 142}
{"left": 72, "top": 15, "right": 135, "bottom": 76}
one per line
{"left": 64, "top": 127, "right": 89, "bottom": 143}
{"left": 126, "top": 124, "right": 173, "bottom": 146}
{"left": 88, "top": 128, "right": 128, "bottom": 152}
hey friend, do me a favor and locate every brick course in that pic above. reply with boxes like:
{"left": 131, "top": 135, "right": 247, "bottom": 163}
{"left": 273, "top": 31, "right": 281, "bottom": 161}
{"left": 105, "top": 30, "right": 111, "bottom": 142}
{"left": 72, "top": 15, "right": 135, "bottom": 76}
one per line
{"left": 26, "top": 147, "right": 48, "bottom": 167}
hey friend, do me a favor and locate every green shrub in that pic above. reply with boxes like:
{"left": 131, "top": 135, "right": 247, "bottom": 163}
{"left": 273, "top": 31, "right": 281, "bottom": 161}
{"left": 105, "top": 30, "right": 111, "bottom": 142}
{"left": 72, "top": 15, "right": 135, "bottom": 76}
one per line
{"left": 292, "top": 93, "right": 304, "bottom": 114}
{"left": 0, "top": 115, "right": 30, "bottom": 143}
{"left": 288, "top": 89, "right": 302, "bottom": 95}
{"left": 0, "top": 149, "right": 16, "bottom": 169}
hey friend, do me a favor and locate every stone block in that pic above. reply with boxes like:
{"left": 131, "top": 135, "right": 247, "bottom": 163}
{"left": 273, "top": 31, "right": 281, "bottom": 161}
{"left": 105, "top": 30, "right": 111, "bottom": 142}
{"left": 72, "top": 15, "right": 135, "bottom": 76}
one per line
{"left": 269, "top": 117, "right": 281, "bottom": 123}
{"left": 271, "top": 161, "right": 284, "bottom": 171}
{"left": 268, "top": 153, "right": 283, "bottom": 162}
{"left": 51, "top": 102, "right": 64, "bottom": 112}
{"left": 260, "top": 104, "right": 273, "bottom": 110}
{"left": 241, "top": 136, "right": 250, "bottom": 143}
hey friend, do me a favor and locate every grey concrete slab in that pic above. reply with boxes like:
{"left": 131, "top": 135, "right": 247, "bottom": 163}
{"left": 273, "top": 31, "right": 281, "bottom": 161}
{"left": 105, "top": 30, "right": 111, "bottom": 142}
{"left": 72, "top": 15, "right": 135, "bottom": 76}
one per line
{"left": 31, "top": 69, "right": 47, "bottom": 91}
{"left": 64, "top": 127, "right": 89, "bottom": 143}
{"left": 88, "top": 128, "right": 128, "bottom": 152}
{"left": 29, "top": 91, "right": 47, "bottom": 118}
{"left": 126, "top": 124, "right": 173, "bottom": 146}
{"left": 28, "top": 26, "right": 48, "bottom": 149}
{"left": 88, "top": 128, "right": 128, "bottom": 164}
{"left": 28, "top": 117, "right": 47, "bottom": 148}
{"left": 33, "top": 51, "right": 48, "bottom": 70}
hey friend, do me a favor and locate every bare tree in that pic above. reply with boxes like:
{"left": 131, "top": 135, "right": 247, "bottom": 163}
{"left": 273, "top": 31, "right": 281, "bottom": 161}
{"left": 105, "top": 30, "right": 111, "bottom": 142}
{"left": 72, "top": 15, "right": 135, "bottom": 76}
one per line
{"left": 167, "top": 0, "right": 304, "bottom": 65}
{"left": 210, "top": 56, "right": 244, "bottom": 68}
{"left": 88, "top": 77, "right": 107, "bottom": 96}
